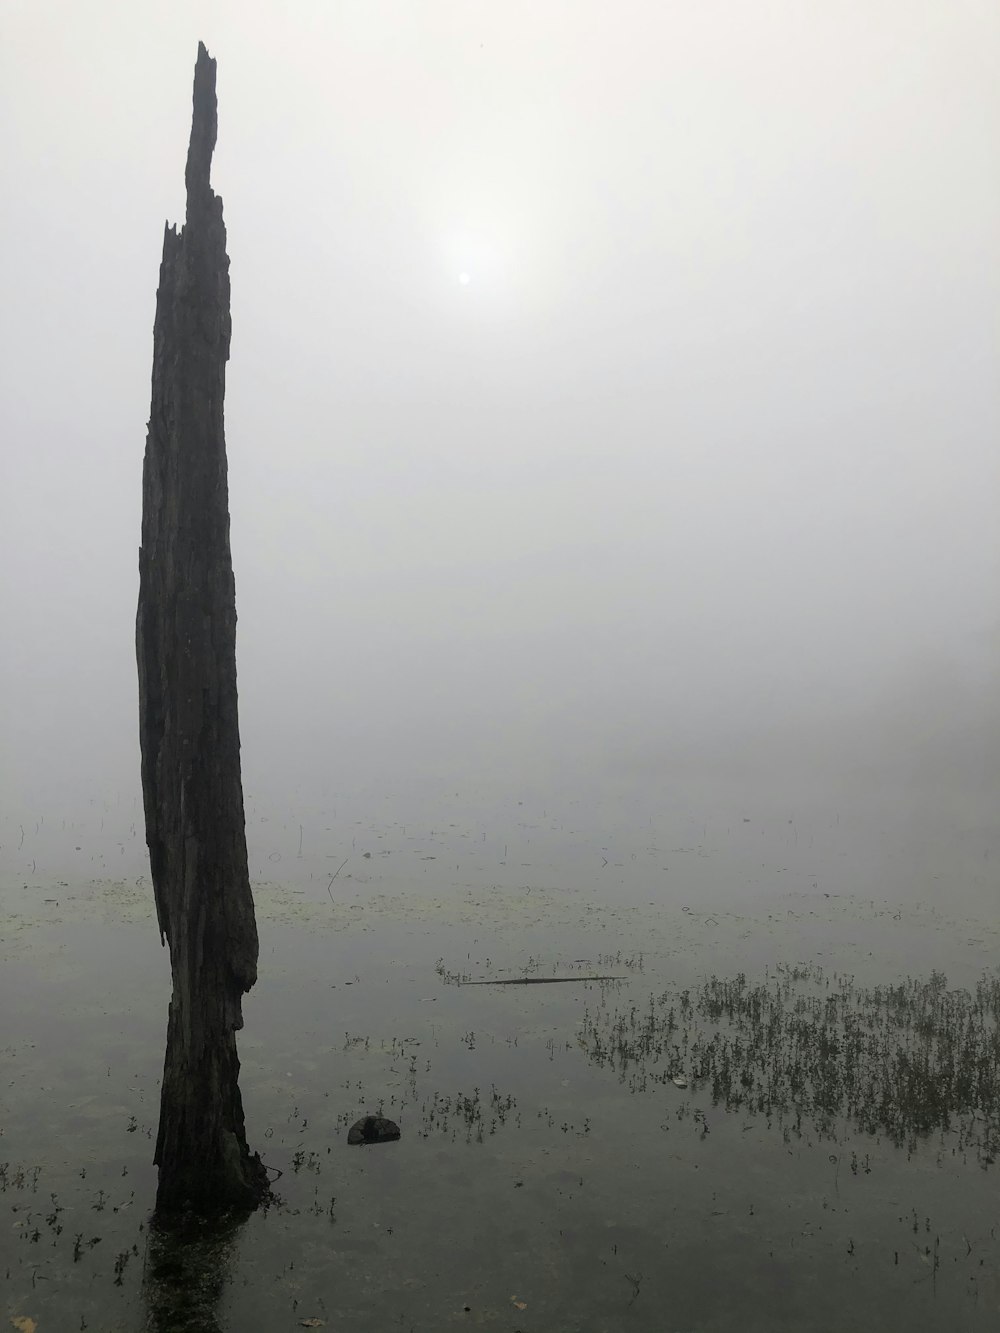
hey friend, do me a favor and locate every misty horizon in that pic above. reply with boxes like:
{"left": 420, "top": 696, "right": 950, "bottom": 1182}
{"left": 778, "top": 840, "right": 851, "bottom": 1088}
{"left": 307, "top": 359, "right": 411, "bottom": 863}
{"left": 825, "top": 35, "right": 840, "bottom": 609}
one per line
{"left": 2, "top": 2, "right": 997, "bottom": 827}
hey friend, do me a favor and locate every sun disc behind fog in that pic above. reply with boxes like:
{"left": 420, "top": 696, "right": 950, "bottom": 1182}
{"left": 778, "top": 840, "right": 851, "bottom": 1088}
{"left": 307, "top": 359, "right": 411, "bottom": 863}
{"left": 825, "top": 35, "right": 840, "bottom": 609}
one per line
{"left": 458, "top": 271, "right": 471, "bottom": 286}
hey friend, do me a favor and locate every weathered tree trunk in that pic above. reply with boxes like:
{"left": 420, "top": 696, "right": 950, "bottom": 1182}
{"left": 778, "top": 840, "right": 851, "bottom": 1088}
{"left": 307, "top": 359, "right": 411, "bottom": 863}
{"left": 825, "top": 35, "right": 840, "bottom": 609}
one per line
{"left": 136, "top": 42, "right": 268, "bottom": 1215}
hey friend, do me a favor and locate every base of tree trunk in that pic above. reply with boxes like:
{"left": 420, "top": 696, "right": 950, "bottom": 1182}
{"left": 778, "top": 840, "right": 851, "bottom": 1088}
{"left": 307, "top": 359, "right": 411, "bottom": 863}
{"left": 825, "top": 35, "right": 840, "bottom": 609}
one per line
{"left": 153, "top": 991, "right": 271, "bottom": 1216}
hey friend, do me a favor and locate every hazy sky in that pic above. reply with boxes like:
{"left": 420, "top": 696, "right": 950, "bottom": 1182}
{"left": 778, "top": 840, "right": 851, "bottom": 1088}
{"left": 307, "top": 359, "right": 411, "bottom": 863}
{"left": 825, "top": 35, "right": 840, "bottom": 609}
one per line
{"left": 2, "top": 0, "right": 998, "bottom": 816}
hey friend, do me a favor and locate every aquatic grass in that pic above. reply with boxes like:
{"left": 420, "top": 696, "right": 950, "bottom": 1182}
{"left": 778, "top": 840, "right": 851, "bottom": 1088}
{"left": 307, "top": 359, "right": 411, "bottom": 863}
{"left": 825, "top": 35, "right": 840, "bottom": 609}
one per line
{"left": 581, "top": 967, "right": 1000, "bottom": 1163}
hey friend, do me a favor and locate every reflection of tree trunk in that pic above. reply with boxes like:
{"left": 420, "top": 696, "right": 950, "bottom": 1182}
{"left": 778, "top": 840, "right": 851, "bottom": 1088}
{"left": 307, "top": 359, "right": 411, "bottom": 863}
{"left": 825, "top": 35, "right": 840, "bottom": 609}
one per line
{"left": 143, "top": 1212, "right": 241, "bottom": 1332}
{"left": 137, "top": 42, "right": 268, "bottom": 1214}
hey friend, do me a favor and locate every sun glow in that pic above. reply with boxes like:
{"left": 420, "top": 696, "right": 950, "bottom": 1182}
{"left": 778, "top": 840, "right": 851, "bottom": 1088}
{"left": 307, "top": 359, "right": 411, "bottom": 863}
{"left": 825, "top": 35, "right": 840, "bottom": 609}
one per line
{"left": 434, "top": 200, "right": 541, "bottom": 309}
{"left": 442, "top": 222, "right": 513, "bottom": 296}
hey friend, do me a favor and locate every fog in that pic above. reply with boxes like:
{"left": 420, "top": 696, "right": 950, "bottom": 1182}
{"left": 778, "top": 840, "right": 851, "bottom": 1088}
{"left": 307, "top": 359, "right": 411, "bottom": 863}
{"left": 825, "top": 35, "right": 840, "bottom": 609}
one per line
{"left": 2, "top": 1, "right": 998, "bottom": 840}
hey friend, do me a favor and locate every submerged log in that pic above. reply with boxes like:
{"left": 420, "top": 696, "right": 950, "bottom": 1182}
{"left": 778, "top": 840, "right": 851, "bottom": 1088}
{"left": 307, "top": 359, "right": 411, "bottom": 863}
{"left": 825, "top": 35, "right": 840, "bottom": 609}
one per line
{"left": 136, "top": 42, "right": 268, "bottom": 1214}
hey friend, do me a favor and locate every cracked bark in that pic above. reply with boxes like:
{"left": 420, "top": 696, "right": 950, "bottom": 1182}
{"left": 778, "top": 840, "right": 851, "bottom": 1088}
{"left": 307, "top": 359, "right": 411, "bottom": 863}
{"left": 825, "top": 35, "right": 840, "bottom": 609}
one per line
{"left": 137, "top": 42, "right": 268, "bottom": 1215}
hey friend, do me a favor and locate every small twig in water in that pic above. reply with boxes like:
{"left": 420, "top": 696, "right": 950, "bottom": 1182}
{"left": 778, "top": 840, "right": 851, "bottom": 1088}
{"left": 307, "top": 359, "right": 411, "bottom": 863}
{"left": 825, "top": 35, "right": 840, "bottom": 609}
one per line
{"left": 624, "top": 1271, "right": 643, "bottom": 1307}
{"left": 327, "top": 858, "right": 350, "bottom": 903}
{"left": 459, "top": 975, "right": 626, "bottom": 986}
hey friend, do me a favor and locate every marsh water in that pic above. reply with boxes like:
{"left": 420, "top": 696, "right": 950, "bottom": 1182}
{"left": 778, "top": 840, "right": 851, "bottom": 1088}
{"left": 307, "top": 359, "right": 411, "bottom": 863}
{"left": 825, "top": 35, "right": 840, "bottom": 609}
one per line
{"left": 1, "top": 780, "right": 997, "bottom": 1331}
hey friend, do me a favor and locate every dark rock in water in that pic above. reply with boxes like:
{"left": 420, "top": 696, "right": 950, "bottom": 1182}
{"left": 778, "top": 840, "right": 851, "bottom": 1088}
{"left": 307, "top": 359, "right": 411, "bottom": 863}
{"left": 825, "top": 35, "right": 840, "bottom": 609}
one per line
{"left": 347, "top": 1115, "right": 401, "bottom": 1146}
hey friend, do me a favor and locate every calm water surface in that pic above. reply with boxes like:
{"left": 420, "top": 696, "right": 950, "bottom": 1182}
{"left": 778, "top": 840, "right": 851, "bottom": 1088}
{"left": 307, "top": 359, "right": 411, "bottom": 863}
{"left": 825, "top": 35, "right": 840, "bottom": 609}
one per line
{"left": 1, "top": 783, "right": 997, "bottom": 1330}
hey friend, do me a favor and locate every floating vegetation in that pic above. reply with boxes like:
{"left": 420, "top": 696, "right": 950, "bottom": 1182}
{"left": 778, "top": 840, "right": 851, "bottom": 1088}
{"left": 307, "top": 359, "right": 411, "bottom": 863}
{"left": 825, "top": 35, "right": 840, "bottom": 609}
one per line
{"left": 416, "top": 1085, "right": 520, "bottom": 1143}
{"left": 581, "top": 965, "right": 1000, "bottom": 1163}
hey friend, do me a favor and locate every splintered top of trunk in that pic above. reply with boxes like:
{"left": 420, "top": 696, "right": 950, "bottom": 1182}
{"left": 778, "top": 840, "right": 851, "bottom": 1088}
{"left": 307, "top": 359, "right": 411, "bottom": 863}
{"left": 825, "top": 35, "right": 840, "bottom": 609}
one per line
{"left": 185, "top": 42, "right": 218, "bottom": 209}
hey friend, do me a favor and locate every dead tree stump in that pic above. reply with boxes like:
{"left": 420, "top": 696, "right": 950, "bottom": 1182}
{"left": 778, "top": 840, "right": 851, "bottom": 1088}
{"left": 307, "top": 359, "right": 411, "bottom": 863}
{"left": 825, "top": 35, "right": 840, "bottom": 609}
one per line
{"left": 136, "top": 42, "right": 268, "bottom": 1215}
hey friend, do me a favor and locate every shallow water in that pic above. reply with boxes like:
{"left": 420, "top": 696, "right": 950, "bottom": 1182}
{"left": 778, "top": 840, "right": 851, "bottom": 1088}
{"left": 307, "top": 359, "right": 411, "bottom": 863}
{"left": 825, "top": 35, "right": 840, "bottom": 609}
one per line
{"left": 1, "top": 785, "right": 997, "bottom": 1330}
